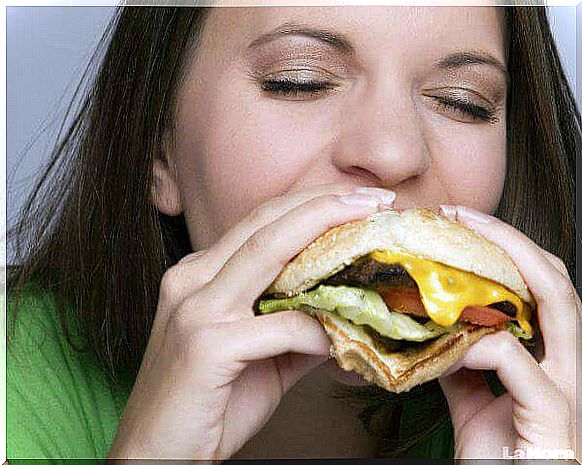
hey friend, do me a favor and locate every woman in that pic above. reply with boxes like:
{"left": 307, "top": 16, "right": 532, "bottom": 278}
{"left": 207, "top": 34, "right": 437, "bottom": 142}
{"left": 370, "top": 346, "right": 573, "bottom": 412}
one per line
{"left": 7, "top": 5, "right": 579, "bottom": 460}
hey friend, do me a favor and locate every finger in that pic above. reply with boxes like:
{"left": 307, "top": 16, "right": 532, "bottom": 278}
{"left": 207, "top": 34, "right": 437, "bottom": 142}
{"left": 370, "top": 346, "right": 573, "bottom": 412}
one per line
{"left": 211, "top": 184, "right": 395, "bottom": 267}
{"left": 441, "top": 371, "right": 514, "bottom": 457}
{"left": 166, "top": 184, "right": 395, "bottom": 305}
{"left": 208, "top": 193, "right": 386, "bottom": 306}
{"left": 158, "top": 250, "right": 212, "bottom": 310}
{"left": 439, "top": 204, "right": 577, "bottom": 371}
{"left": 198, "top": 311, "right": 332, "bottom": 373}
{"left": 538, "top": 249, "right": 570, "bottom": 279}
{"left": 455, "top": 394, "right": 514, "bottom": 457}
{"left": 439, "top": 367, "right": 496, "bottom": 431}
{"left": 459, "top": 332, "right": 571, "bottom": 430}
{"left": 439, "top": 205, "right": 571, "bottom": 280}
{"left": 219, "top": 353, "right": 329, "bottom": 457}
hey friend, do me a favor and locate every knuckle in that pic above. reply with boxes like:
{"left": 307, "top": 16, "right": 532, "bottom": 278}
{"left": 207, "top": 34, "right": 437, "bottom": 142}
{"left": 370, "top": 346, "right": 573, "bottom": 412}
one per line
{"left": 546, "top": 391, "right": 572, "bottom": 422}
{"left": 554, "top": 274, "right": 575, "bottom": 299}
{"left": 187, "top": 325, "right": 212, "bottom": 352}
{"left": 177, "top": 249, "right": 208, "bottom": 266}
{"left": 314, "top": 193, "right": 343, "bottom": 212}
{"left": 543, "top": 251, "right": 568, "bottom": 272}
{"left": 553, "top": 257, "right": 568, "bottom": 274}
{"left": 160, "top": 256, "right": 214, "bottom": 304}
{"left": 496, "top": 331, "right": 522, "bottom": 356}
{"left": 245, "top": 228, "right": 283, "bottom": 258}
{"left": 555, "top": 392, "right": 571, "bottom": 414}
{"left": 188, "top": 267, "right": 216, "bottom": 290}
{"left": 159, "top": 266, "right": 183, "bottom": 302}
{"left": 247, "top": 198, "right": 280, "bottom": 226}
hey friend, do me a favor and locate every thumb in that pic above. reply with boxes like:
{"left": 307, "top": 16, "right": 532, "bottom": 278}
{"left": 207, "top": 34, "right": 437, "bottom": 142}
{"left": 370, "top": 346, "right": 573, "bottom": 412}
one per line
{"left": 439, "top": 367, "right": 495, "bottom": 430}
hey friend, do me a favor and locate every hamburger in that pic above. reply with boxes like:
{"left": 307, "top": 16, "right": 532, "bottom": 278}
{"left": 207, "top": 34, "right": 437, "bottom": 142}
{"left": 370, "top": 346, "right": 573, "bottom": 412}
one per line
{"left": 255, "top": 207, "right": 535, "bottom": 393}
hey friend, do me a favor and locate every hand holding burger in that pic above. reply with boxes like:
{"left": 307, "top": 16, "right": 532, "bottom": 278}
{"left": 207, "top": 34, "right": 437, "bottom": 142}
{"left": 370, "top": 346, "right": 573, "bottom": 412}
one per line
{"left": 257, "top": 204, "right": 578, "bottom": 460}
{"left": 257, "top": 206, "right": 534, "bottom": 392}
{"left": 436, "top": 205, "right": 578, "bottom": 461}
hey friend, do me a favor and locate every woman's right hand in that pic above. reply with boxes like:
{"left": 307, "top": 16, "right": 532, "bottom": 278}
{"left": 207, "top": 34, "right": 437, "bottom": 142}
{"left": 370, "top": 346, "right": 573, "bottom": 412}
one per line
{"left": 106, "top": 183, "right": 396, "bottom": 462}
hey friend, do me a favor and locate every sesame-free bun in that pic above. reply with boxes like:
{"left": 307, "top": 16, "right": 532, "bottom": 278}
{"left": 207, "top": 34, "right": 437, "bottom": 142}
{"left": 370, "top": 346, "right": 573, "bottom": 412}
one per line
{"left": 262, "top": 207, "right": 534, "bottom": 393}
{"left": 265, "top": 207, "right": 533, "bottom": 304}
{"left": 314, "top": 309, "right": 497, "bottom": 393}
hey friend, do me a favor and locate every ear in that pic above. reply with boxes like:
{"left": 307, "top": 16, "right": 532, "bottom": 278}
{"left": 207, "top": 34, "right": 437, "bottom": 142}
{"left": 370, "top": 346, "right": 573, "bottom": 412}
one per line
{"left": 151, "top": 157, "right": 183, "bottom": 216}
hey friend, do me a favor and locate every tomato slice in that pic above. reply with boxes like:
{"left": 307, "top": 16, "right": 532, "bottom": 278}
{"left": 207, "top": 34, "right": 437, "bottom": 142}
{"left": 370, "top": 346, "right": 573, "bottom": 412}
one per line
{"left": 379, "top": 286, "right": 513, "bottom": 327}
{"left": 379, "top": 287, "right": 426, "bottom": 317}
{"left": 459, "top": 305, "right": 512, "bottom": 326}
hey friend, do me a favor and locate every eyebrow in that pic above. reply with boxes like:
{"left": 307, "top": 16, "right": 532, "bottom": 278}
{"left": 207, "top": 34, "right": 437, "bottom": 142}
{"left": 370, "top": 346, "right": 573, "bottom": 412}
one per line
{"left": 247, "top": 21, "right": 355, "bottom": 56}
{"left": 248, "top": 22, "right": 507, "bottom": 80}
{"left": 436, "top": 51, "right": 508, "bottom": 82}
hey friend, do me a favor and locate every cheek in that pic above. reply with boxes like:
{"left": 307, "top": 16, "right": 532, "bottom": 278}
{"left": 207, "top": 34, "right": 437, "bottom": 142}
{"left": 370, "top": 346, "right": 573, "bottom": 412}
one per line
{"left": 431, "top": 123, "right": 506, "bottom": 213}
{"left": 173, "top": 86, "right": 328, "bottom": 235}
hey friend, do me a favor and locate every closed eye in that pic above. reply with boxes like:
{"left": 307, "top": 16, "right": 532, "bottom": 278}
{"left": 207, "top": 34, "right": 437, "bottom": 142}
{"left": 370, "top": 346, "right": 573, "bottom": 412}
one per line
{"left": 430, "top": 95, "right": 499, "bottom": 124}
{"left": 260, "top": 78, "right": 500, "bottom": 125}
{"left": 260, "top": 78, "right": 337, "bottom": 99}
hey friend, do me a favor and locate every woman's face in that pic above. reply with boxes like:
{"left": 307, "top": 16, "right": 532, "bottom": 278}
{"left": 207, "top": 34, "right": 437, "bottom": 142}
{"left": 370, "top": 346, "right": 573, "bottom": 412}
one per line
{"left": 153, "top": 5, "right": 507, "bottom": 386}
{"left": 156, "top": 6, "right": 507, "bottom": 249}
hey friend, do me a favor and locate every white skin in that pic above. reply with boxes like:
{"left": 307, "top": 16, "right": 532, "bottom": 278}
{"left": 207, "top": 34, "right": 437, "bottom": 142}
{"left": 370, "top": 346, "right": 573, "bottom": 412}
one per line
{"left": 107, "top": 6, "right": 580, "bottom": 461}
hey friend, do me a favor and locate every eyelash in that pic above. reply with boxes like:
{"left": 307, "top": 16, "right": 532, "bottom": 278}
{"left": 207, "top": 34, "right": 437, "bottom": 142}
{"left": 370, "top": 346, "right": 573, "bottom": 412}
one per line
{"left": 260, "top": 79, "right": 498, "bottom": 124}
{"left": 261, "top": 78, "right": 335, "bottom": 96}
{"left": 431, "top": 95, "right": 498, "bottom": 124}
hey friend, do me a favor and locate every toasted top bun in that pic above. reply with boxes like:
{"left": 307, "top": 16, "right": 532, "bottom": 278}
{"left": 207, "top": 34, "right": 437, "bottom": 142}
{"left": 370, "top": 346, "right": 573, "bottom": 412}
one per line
{"left": 265, "top": 207, "right": 533, "bottom": 304}
{"left": 262, "top": 207, "right": 534, "bottom": 392}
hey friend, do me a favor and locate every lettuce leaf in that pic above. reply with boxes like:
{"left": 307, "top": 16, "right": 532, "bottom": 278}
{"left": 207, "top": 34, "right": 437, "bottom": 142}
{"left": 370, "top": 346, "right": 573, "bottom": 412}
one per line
{"left": 258, "top": 285, "right": 453, "bottom": 342}
{"left": 507, "top": 321, "right": 533, "bottom": 340}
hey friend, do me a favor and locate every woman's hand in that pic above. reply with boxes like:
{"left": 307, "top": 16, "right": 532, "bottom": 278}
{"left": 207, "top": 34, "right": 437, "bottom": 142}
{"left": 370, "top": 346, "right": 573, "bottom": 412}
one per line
{"left": 106, "top": 183, "right": 395, "bottom": 461}
{"left": 437, "top": 205, "right": 580, "bottom": 461}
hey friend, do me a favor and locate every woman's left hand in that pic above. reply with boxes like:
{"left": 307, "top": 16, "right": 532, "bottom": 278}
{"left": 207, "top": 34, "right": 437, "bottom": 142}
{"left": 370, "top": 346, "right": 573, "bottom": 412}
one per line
{"left": 436, "top": 205, "right": 580, "bottom": 461}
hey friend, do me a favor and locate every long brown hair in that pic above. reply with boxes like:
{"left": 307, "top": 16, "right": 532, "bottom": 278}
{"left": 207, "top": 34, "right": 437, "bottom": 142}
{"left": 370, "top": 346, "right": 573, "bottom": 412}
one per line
{"left": 8, "top": 6, "right": 579, "bottom": 458}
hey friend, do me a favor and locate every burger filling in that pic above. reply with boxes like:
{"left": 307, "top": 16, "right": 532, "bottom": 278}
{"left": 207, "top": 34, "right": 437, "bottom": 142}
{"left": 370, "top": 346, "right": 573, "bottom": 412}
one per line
{"left": 257, "top": 251, "right": 533, "bottom": 344}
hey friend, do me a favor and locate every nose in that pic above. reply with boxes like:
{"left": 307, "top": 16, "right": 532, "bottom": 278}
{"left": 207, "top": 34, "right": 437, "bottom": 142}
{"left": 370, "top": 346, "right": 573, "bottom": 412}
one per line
{"left": 331, "top": 82, "right": 431, "bottom": 187}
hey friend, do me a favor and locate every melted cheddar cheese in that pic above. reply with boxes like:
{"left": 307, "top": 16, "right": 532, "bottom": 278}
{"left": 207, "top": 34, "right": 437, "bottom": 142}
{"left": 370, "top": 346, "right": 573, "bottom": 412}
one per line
{"left": 370, "top": 250, "right": 532, "bottom": 336}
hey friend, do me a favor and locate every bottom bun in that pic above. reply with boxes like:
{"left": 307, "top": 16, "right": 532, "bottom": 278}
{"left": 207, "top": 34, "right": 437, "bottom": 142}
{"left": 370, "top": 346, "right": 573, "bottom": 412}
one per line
{"left": 313, "top": 309, "right": 498, "bottom": 393}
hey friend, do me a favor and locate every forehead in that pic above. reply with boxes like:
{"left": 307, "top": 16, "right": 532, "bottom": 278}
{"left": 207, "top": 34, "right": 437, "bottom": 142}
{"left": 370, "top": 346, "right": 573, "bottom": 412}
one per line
{"left": 200, "top": 6, "right": 505, "bottom": 63}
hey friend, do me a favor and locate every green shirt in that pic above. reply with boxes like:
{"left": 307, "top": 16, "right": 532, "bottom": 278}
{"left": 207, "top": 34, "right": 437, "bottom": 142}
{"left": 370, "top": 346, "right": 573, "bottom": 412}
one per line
{"left": 7, "top": 286, "right": 135, "bottom": 459}
{"left": 7, "top": 286, "right": 454, "bottom": 459}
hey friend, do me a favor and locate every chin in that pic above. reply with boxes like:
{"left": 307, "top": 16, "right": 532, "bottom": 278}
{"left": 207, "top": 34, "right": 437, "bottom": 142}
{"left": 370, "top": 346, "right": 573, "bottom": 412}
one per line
{"left": 322, "top": 358, "right": 372, "bottom": 387}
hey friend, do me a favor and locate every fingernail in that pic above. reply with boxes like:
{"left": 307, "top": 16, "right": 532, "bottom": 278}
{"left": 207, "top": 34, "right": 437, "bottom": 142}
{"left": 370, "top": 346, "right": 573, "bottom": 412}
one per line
{"left": 354, "top": 187, "right": 396, "bottom": 205}
{"left": 457, "top": 206, "right": 493, "bottom": 224}
{"left": 338, "top": 193, "right": 381, "bottom": 208}
{"left": 439, "top": 205, "right": 457, "bottom": 221}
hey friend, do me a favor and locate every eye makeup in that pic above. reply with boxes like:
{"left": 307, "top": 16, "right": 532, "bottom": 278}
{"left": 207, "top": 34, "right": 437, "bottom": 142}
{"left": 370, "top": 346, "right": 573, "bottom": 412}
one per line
{"left": 244, "top": 37, "right": 353, "bottom": 102}
{"left": 260, "top": 77, "right": 338, "bottom": 99}
{"left": 244, "top": 26, "right": 506, "bottom": 124}
{"left": 429, "top": 94, "right": 499, "bottom": 124}
{"left": 421, "top": 85, "right": 502, "bottom": 124}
